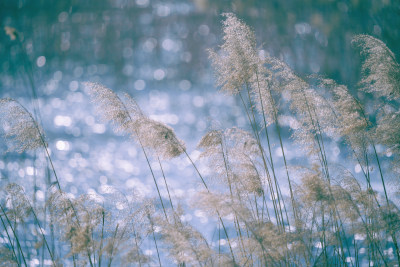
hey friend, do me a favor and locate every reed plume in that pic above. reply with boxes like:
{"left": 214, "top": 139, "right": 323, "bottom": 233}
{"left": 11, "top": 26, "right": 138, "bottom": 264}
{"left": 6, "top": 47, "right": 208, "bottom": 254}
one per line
{"left": 0, "top": 98, "right": 44, "bottom": 153}
{"left": 352, "top": 34, "right": 400, "bottom": 100}
{"left": 84, "top": 82, "right": 185, "bottom": 159}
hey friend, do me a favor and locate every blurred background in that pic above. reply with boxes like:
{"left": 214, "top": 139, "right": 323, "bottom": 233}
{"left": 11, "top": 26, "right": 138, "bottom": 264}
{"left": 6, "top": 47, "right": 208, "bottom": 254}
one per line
{"left": 0, "top": 0, "right": 400, "bottom": 262}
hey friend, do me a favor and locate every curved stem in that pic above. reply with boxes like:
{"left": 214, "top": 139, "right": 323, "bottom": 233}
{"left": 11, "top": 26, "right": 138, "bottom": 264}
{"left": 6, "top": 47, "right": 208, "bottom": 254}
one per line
{"left": 0, "top": 203, "right": 27, "bottom": 267}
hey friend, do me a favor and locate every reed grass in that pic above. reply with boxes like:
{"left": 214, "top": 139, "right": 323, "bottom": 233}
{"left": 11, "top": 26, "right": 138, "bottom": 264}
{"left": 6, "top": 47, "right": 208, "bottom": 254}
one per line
{"left": 1, "top": 14, "right": 400, "bottom": 266}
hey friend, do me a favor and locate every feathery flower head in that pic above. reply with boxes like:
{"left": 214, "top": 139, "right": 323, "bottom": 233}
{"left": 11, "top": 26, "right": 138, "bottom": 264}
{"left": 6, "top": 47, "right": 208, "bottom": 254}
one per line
{"left": 135, "top": 117, "right": 186, "bottom": 159}
{"left": 84, "top": 82, "right": 132, "bottom": 133}
{"left": 121, "top": 93, "right": 145, "bottom": 120}
{"left": 319, "top": 78, "right": 368, "bottom": 137}
{"left": 157, "top": 214, "right": 215, "bottom": 265}
{"left": 0, "top": 247, "right": 17, "bottom": 266}
{"left": 85, "top": 82, "right": 185, "bottom": 159}
{"left": 297, "top": 167, "right": 332, "bottom": 204}
{"left": 264, "top": 56, "right": 309, "bottom": 95}
{"left": 123, "top": 93, "right": 187, "bottom": 159}
{"left": 197, "top": 130, "right": 223, "bottom": 149}
{"left": 193, "top": 191, "right": 252, "bottom": 220}
{"left": 47, "top": 189, "right": 76, "bottom": 224}
{"left": 197, "top": 127, "right": 263, "bottom": 194}
{"left": 3, "top": 183, "right": 31, "bottom": 222}
{"left": 375, "top": 109, "right": 400, "bottom": 155}
{"left": 0, "top": 98, "right": 44, "bottom": 153}
{"left": 209, "top": 13, "right": 260, "bottom": 94}
{"left": 225, "top": 127, "right": 260, "bottom": 155}
{"left": 352, "top": 34, "right": 400, "bottom": 100}
{"left": 210, "top": 13, "right": 278, "bottom": 124}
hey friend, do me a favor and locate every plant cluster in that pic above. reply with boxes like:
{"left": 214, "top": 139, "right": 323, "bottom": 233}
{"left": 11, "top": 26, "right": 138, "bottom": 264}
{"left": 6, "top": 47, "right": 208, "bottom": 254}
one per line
{"left": 1, "top": 13, "right": 400, "bottom": 266}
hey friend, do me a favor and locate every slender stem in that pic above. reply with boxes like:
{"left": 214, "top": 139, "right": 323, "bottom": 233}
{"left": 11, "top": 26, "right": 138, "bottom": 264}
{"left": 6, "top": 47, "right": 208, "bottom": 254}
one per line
{"left": 219, "top": 138, "right": 248, "bottom": 261}
{"left": 107, "top": 224, "right": 119, "bottom": 267}
{"left": 182, "top": 149, "right": 236, "bottom": 262}
{"left": 148, "top": 215, "right": 162, "bottom": 267}
{"left": 118, "top": 100, "right": 170, "bottom": 223}
{"left": 158, "top": 157, "right": 174, "bottom": 212}
{"left": 238, "top": 91, "right": 283, "bottom": 229}
{"left": 98, "top": 210, "right": 105, "bottom": 267}
{"left": 133, "top": 231, "right": 142, "bottom": 267}
{"left": 371, "top": 143, "right": 400, "bottom": 265}
{"left": 183, "top": 150, "right": 208, "bottom": 190}
{"left": 0, "top": 212, "right": 20, "bottom": 267}
{"left": 0, "top": 203, "right": 27, "bottom": 267}
{"left": 29, "top": 205, "right": 56, "bottom": 266}
{"left": 139, "top": 144, "right": 168, "bottom": 221}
